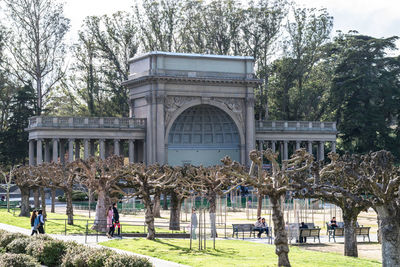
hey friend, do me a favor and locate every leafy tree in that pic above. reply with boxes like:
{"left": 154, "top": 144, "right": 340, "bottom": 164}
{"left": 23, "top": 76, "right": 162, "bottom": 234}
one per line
{"left": 0, "top": 85, "right": 36, "bottom": 166}
{"left": 329, "top": 34, "right": 400, "bottom": 156}
{"left": 3, "top": 0, "right": 70, "bottom": 115}
{"left": 268, "top": 7, "right": 333, "bottom": 120}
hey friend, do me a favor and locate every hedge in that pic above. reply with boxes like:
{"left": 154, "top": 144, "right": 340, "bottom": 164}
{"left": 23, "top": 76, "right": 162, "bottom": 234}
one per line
{"left": 0, "top": 230, "right": 152, "bottom": 267}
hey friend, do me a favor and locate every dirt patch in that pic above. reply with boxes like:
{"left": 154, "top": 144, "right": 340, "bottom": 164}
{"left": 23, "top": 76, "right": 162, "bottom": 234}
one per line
{"left": 296, "top": 242, "right": 382, "bottom": 262}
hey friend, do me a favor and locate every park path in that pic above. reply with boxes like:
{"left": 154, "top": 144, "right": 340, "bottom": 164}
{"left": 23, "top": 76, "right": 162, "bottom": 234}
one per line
{"left": 0, "top": 223, "right": 189, "bottom": 267}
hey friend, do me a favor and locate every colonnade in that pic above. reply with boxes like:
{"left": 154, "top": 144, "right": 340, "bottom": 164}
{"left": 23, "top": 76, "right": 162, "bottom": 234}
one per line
{"left": 256, "top": 140, "right": 336, "bottom": 162}
{"left": 28, "top": 138, "right": 145, "bottom": 166}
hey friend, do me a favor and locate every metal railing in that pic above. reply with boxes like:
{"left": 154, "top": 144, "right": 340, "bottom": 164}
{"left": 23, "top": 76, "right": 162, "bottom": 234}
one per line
{"left": 28, "top": 116, "right": 146, "bottom": 129}
{"left": 256, "top": 120, "right": 337, "bottom": 132}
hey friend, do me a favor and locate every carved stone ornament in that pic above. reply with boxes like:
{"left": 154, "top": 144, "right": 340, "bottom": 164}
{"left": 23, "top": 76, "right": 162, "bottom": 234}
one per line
{"left": 164, "top": 96, "right": 198, "bottom": 127}
{"left": 212, "top": 97, "right": 245, "bottom": 127}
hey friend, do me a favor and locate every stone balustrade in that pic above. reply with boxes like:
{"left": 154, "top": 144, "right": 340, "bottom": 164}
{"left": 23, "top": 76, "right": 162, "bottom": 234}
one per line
{"left": 256, "top": 120, "right": 336, "bottom": 132}
{"left": 28, "top": 116, "right": 146, "bottom": 129}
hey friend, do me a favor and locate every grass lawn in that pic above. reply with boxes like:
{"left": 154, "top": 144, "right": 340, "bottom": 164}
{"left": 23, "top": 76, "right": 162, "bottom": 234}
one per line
{"left": 0, "top": 209, "right": 184, "bottom": 234}
{"left": 101, "top": 239, "right": 381, "bottom": 267}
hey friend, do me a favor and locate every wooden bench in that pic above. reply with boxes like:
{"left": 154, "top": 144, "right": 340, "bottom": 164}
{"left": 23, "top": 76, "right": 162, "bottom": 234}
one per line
{"left": 355, "top": 227, "right": 371, "bottom": 242}
{"left": 329, "top": 227, "right": 370, "bottom": 242}
{"left": 232, "top": 224, "right": 255, "bottom": 239}
{"left": 300, "top": 228, "right": 321, "bottom": 243}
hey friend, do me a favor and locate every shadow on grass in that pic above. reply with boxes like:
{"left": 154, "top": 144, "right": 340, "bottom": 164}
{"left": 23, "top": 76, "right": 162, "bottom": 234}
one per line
{"left": 153, "top": 239, "right": 238, "bottom": 257}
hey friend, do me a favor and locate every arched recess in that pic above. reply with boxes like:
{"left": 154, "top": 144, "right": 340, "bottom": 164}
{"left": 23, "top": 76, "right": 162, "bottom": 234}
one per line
{"left": 166, "top": 103, "right": 243, "bottom": 166}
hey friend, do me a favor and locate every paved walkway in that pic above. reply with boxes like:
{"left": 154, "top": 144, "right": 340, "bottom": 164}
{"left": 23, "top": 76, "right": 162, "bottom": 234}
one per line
{"left": 0, "top": 223, "right": 189, "bottom": 267}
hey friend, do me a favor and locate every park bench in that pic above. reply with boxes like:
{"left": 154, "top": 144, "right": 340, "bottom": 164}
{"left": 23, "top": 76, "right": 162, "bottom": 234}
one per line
{"left": 328, "top": 226, "right": 370, "bottom": 242}
{"left": 232, "top": 224, "right": 255, "bottom": 239}
{"left": 232, "top": 224, "right": 273, "bottom": 242}
{"left": 355, "top": 227, "right": 371, "bottom": 242}
{"left": 299, "top": 228, "right": 321, "bottom": 243}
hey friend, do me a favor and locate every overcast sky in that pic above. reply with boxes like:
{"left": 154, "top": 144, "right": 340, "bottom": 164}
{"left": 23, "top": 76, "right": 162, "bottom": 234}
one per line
{"left": 61, "top": 0, "right": 400, "bottom": 50}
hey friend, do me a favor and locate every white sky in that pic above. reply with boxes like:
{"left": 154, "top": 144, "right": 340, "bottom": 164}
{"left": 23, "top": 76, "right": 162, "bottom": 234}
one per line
{"left": 63, "top": 0, "right": 400, "bottom": 51}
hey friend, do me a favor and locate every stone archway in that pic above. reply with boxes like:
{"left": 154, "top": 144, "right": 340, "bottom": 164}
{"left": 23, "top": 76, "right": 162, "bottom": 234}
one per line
{"left": 167, "top": 104, "right": 240, "bottom": 166}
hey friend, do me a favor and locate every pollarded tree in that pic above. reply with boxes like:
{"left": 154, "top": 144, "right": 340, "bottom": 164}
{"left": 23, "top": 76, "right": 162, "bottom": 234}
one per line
{"left": 113, "top": 163, "right": 174, "bottom": 240}
{"left": 190, "top": 157, "right": 248, "bottom": 238}
{"left": 13, "top": 165, "right": 40, "bottom": 216}
{"left": 358, "top": 151, "right": 400, "bottom": 266}
{"left": 248, "top": 148, "right": 313, "bottom": 267}
{"left": 291, "top": 152, "right": 372, "bottom": 257}
{"left": 39, "top": 162, "right": 76, "bottom": 225}
{"left": 74, "top": 156, "right": 124, "bottom": 231}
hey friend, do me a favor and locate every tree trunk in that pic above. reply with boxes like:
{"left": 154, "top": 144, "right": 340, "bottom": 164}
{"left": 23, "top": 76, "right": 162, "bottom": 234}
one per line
{"left": 209, "top": 193, "right": 217, "bottom": 238}
{"left": 51, "top": 188, "right": 56, "bottom": 213}
{"left": 162, "top": 193, "right": 168, "bottom": 210}
{"left": 169, "top": 192, "right": 182, "bottom": 230}
{"left": 40, "top": 187, "right": 46, "bottom": 217}
{"left": 6, "top": 186, "right": 10, "bottom": 212}
{"left": 143, "top": 196, "right": 155, "bottom": 240}
{"left": 92, "top": 190, "right": 107, "bottom": 232}
{"left": 19, "top": 186, "right": 31, "bottom": 217}
{"left": 271, "top": 195, "right": 291, "bottom": 267}
{"left": 65, "top": 189, "right": 74, "bottom": 225}
{"left": 257, "top": 193, "right": 263, "bottom": 218}
{"left": 376, "top": 205, "right": 400, "bottom": 267}
{"left": 342, "top": 208, "right": 358, "bottom": 257}
{"left": 33, "top": 188, "right": 40, "bottom": 209}
{"left": 153, "top": 193, "right": 161, "bottom": 218}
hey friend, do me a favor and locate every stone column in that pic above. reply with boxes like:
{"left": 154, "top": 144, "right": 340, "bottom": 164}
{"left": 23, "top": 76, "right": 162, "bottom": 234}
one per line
{"left": 259, "top": 140, "right": 264, "bottom": 152}
{"left": 36, "top": 139, "right": 43, "bottom": 165}
{"left": 68, "top": 139, "right": 74, "bottom": 163}
{"left": 156, "top": 94, "right": 165, "bottom": 164}
{"left": 129, "top": 139, "right": 135, "bottom": 163}
{"left": 331, "top": 141, "right": 336, "bottom": 153}
{"left": 114, "top": 139, "right": 120, "bottom": 156}
{"left": 75, "top": 140, "right": 81, "bottom": 159}
{"left": 279, "top": 142, "right": 283, "bottom": 159}
{"left": 308, "top": 141, "right": 313, "bottom": 155}
{"left": 245, "top": 96, "right": 255, "bottom": 166}
{"left": 44, "top": 140, "right": 51, "bottom": 162}
{"left": 29, "top": 140, "right": 35, "bottom": 165}
{"left": 90, "top": 140, "right": 95, "bottom": 156}
{"left": 283, "top": 140, "right": 288, "bottom": 160}
{"left": 143, "top": 139, "right": 147, "bottom": 165}
{"left": 99, "top": 139, "right": 105, "bottom": 160}
{"left": 296, "top": 141, "right": 301, "bottom": 151}
{"left": 319, "top": 141, "right": 325, "bottom": 161}
{"left": 60, "top": 140, "right": 65, "bottom": 164}
{"left": 52, "top": 139, "right": 59, "bottom": 163}
{"left": 83, "top": 139, "right": 90, "bottom": 160}
{"left": 271, "top": 141, "right": 276, "bottom": 153}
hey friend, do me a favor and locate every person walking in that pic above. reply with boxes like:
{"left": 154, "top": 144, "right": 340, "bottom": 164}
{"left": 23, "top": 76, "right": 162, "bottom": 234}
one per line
{"left": 106, "top": 206, "right": 114, "bottom": 238}
{"left": 37, "top": 210, "right": 45, "bottom": 234}
{"left": 30, "top": 210, "right": 38, "bottom": 236}
{"left": 112, "top": 203, "right": 120, "bottom": 237}
{"left": 191, "top": 208, "right": 198, "bottom": 239}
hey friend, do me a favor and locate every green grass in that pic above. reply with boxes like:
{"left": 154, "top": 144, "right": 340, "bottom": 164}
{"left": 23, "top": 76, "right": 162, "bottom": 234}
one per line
{"left": 101, "top": 239, "right": 381, "bottom": 267}
{"left": 0, "top": 209, "right": 184, "bottom": 234}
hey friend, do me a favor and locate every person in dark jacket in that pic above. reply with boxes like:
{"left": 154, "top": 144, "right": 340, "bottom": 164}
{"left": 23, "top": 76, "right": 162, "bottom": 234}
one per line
{"left": 37, "top": 210, "right": 45, "bottom": 234}
{"left": 299, "top": 222, "right": 308, "bottom": 243}
{"left": 30, "top": 210, "right": 38, "bottom": 236}
{"left": 112, "top": 203, "right": 120, "bottom": 236}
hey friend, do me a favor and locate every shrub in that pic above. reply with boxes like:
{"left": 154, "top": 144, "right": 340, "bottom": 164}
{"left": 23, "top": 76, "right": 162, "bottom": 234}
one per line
{"left": 61, "top": 246, "right": 112, "bottom": 267}
{"left": 58, "top": 190, "right": 88, "bottom": 202}
{"left": 27, "top": 239, "right": 67, "bottom": 266}
{"left": 0, "top": 253, "right": 40, "bottom": 267}
{"left": 0, "top": 232, "right": 26, "bottom": 248}
{"left": 104, "top": 253, "right": 152, "bottom": 267}
{"left": 6, "top": 238, "right": 30, "bottom": 254}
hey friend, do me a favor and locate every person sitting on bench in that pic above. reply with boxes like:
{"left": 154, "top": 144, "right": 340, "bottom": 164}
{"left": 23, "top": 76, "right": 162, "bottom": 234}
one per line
{"left": 299, "top": 222, "right": 308, "bottom": 243}
{"left": 254, "top": 217, "right": 269, "bottom": 238}
{"left": 329, "top": 217, "right": 338, "bottom": 229}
